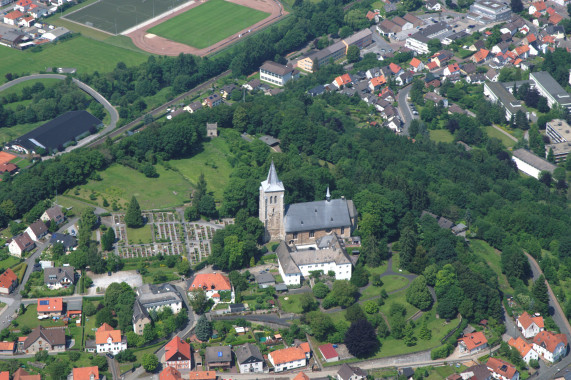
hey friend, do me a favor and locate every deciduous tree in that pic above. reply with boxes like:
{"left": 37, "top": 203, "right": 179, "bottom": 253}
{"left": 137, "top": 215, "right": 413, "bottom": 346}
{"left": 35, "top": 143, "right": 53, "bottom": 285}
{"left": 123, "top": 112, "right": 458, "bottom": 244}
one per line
{"left": 344, "top": 319, "right": 379, "bottom": 358}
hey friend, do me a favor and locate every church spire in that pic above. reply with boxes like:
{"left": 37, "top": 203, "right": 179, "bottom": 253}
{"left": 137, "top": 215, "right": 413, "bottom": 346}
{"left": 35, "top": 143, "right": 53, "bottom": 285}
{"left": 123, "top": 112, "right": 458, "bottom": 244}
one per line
{"left": 326, "top": 186, "right": 331, "bottom": 201}
{"left": 260, "top": 161, "right": 284, "bottom": 192}
{"left": 267, "top": 161, "right": 279, "bottom": 185}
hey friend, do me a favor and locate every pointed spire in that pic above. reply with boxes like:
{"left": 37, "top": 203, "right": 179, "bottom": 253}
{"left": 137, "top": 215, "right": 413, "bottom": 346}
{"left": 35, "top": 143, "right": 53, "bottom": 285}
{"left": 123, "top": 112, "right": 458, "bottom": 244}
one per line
{"left": 261, "top": 161, "right": 284, "bottom": 192}
{"left": 326, "top": 186, "right": 331, "bottom": 201}
{"left": 267, "top": 161, "right": 279, "bottom": 185}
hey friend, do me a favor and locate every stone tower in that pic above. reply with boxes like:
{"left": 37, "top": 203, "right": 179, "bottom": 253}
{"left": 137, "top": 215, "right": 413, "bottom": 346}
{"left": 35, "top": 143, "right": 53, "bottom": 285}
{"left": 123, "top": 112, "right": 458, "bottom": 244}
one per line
{"left": 259, "top": 161, "right": 285, "bottom": 242}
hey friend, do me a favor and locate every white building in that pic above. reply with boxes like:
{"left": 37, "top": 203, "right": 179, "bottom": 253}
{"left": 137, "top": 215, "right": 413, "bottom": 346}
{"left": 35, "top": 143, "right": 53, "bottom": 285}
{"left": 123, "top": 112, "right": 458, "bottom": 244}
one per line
{"left": 268, "top": 347, "right": 307, "bottom": 372}
{"left": 468, "top": 0, "right": 512, "bottom": 22}
{"left": 95, "top": 323, "right": 127, "bottom": 355}
{"left": 516, "top": 312, "right": 544, "bottom": 339}
{"left": 405, "top": 23, "right": 449, "bottom": 54}
{"left": 188, "top": 273, "right": 234, "bottom": 304}
{"left": 235, "top": 343, "right": 265, "bottom": 373}
{"left": 8, "top": 233, "right": 35, "bottom": 258}
{"left": 546, "top": 119, "right": 571, "bottom": 162}
{"left": 136, "top": 283, "right": 183, "bottom": 314}
{"left": 259, "top": 61, "right": 299, "bottom": 87}
{"left": 532, "top": 331, "right": 567, "bottom": 363}
{"left": 25, "top": 220, "right": 48, "bottom": 242}
{"left": 277, "top": 234, "right": 352, "bottom": 286}
{"left": 508, "top": 337, "right": 539, "bottom": 364}
{"left": 530, "top": 71, "right": 571, "bottom": 110}
{"left": 511, "top": 149, "right": 557, "bottom": 179}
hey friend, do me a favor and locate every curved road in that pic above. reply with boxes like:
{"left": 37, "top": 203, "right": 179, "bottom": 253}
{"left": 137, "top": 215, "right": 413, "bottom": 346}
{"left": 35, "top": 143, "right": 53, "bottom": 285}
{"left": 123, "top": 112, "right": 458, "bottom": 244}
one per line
{"left": 0, "top": 74, "right": 119, "bottom": 134}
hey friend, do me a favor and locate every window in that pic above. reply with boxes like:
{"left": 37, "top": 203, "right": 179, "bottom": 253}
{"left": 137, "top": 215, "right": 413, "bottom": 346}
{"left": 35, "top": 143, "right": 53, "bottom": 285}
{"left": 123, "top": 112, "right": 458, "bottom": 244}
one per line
{"left": 309, "top": 231, "right": 315, "bottom": 238}
{"left": 269, "top": 196, "right": 272, "bottom": 204}
{"left": 293, "top": 233, "right": 298, "bottom": 239}
{"left": 341, "top": 227, "right": 345, "bottom": 234}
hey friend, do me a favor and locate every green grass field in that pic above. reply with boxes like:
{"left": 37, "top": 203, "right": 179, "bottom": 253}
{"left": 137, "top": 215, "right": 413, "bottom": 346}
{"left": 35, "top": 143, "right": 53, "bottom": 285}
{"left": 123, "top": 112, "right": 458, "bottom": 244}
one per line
{"left": 279, "top": 293, "right": 308, "bottom": 314}
{"left": 429, "top": 129, "right": 454, "bottom": 143}
{"left": 0, "top": 78, "right": 61, "bottom": 97}
{"left": 379, "top": 289, "right": 418, "bottom": 319}
{"left": 0, "top": 121, "right": 45, "bottom": 146}
{"left": 148, "top": 0, "right": 269, "bottom": 49}
{"left": 470, "top": 239, "right": 513, "bottom": 294}
{"left": 126, "top": 225, "right": 153, "bottom": 244}
{"left": 0, "top": 36, "right": 148, "bottom": 84}
{"left": 484, "top": 125, "right": 516, "bottom": 148}
{"left": 360, "top": 275, "right": 410, "bottom": 299}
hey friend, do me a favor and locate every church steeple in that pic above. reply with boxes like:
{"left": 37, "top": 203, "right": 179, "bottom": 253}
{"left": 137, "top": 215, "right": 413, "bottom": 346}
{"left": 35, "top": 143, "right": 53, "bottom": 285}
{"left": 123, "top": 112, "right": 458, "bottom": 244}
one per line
{"left": 326, "top": 186, "right": 331, "bottom": 201}
{"left": 259, "top": 161, "right": 285, "bottom": 242}
{"left": 260, "top": 161, "right": 284, "bottom": 192}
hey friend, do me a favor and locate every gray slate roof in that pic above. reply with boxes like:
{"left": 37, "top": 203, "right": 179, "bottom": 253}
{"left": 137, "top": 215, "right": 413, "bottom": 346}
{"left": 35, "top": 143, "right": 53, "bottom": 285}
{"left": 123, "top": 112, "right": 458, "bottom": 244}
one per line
{"left": 234, "top": 343, "right": 263, "bottom": 365}
{"left": 49, "top": 233, "right": 77, "bottom": 249}
{"left": 260, "top": 161, "right": 284, "bottom": 193}
{"left": 512, "top": 148, "right": 557, "bottom": 173}
{"left": 284, "top": 198, "right": 354, "bottom": 233}
{"left": 205, "top": 345, "right": 232, "bottom": 363}
{"left": 67, "top": 298, "right": 82, "bottom": 311}
{"left": 337, "top": 363, "right": 367, "bottom": 380}
{"left": 255, "top": 271, "right": 275, "bottom": 284}
{"left": 277, "top": 234, "right": 351, "bottom": 274}
{"left": 132, "top": 299, "right": 150, "bottom": 323}
{"left": 530, "top": 71, "right": 571, "bottom": 107}
{"left": 136, "top": 283, "right": 182, "bottom": 309}
{"left": 44, "top": 266, "right": 75, "bottom": 285}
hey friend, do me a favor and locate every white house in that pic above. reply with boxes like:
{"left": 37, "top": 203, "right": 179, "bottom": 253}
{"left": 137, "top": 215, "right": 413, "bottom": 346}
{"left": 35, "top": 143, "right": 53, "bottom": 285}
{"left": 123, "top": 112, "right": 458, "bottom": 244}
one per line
{"left": 516, "top": 312, "right": 544, "bottom": 338}
{"left": 486, "top": 358, "right": 519, "bottom": 380}
{"left": 95, "top": 323, "right": 127, "bottom": 355}
{"left": 235, "top": 343, "right": 265, "bottom": 373}
{"left": 259, "top": 61, "right": 299, "bottom": 87}
{"left": 41, "top": 206, "right": 65, "bottom": 226}
{"left": 458, "top": 332, "right": 488, "bottom": 356}
{"left": 508, "top": 337, "right": 539, "bottom": 364}
{"left": 25, "top": 220, "right": 48, "bottom": 242}
{"left": 8, "top": 233, "right": 35, "bottom": 258}
{"left": 409, "top": 58, "right": 424, "bottom": 72}
{"left": 337, "top": 363, "right": 367, "bottom": 380}
{"left": 188, "top": 273, "right": 234, "bottom": 303}
{"left": 3, "top": 10, "right": 24, "bottom": 25}
{"left": 532, "top": 331, "right": 568, "bottom": 363}
{"left": 268, "top": 347, "right": 307, "bottom": 372}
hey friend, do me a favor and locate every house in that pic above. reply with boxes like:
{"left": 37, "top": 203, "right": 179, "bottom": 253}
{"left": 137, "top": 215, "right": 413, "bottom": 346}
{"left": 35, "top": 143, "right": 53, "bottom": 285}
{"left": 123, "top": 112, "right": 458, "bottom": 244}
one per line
{"left": 164, "top": 336, "right": 192, "bottom": 370}
{"left": 205, "top": 122, "right": 218, "bottom": 137}
{"left": 235, "top": 343, "right": 264, "bottom": 373}
{"left": 486, "top": 68, "right": 499, "bottom": 82}
{"left": 14, "top": 0, "right": 32, "bottom": 12}
{"left": 188, "top": 372, "right": 216, "bottom": 380}
{"left": 136, "top": 283, "right": 183, "bottom": 314}
{"left": 516, "top": 312, "right": 544, "bottom": 338}
{"left": 513, "top": 45, "right": 530, "bottom": 59}
{"left": 132, "top": 299, "right": 151, "bottom": 335}
{"left": 189, "top": 273, "right": 234, "bottom": 303}
{"left": 461, "top": 63, "right": 477, "bottom": 75}
{"left": 37, "top": 297, "right": 63, "bottom": 317}
{"left": 220, "top": 84, "right": 236, "bottom": 99}
{"left": 95, "top": 323, "right": 127, "bottom": 355}
{"left": 511, "top": 148, "right": 557, "bottom": 179}
{"left": 468, "top": 0, "right": 512, "bottom": 22}
{"left": 205, "top": 346, "right": 232, "bottom": 369}
{"left": 66, "top": 298, "right": 82, "bottom": 319}
{"left": 406, "top": 23, "right": 450, "bottom": 54}
{"left": 0, "top": 341, "right": 15, "bottom": 355}
{"left": 337, "top": 363, "right": 367, "bottom": 380}
{"left": 399, "top": 368, "right": 415, "bottom": 380}
{"left": 160, "top": 367, "right": 183, "bottom": 380}
{"left": 268, "top": 346, "right": 307, "bottom": 372}
{"left": 388, "top": 63, "right": 403, "bottom": 76}
{"left": 203, "top": 94, "right": 222, "bottom": 108}
{"left": 71, "top": 367, "right": 100, "bottom": 380}
{"left": 20, "top": 326, "right": 66, "bottom": 354}
{"left": 403, "top": 13, "right": 423, "bottom": 27}
{"left": 259, "top": 61, "right": 299, "bottom": 87}
{"left": 243, "top": 78, "right": 261, "bottom": 91}
{"left": 49, "top": 233, "right": 77, "bottom": 251}
{"left": 44, "top": 266, "right": 75, "bottom": 289}
{"left": 25, "top": 220, "right": 48, "bottom": 242}
{"left": 3, "top": 10, "right": 24, "bottom": 25}
{"left": 508, "top": 337, "right": 539, "bottom": 364}
{"left": 377, "top": 19, "right": 401, "bottom": 36}
{"left": 19, "top": 16, "right": 35, "bottom": 27}
{"left": 546, "top": 119, "right": 571, "bottom": 162}
{"left": 0, "top": 163, "right": 18, "bottom": 175}
{"left": 532, "top": 330, "right": 568, "bottom": 362}
{"left": 529, "top": 1, "right": 546, "bottom": 14}
{"left": 491, "top": 42, "right": 510, "bottom": 55}
{"left": 461, "top": 364, "right": 492, "bottom": 380}
{"left": 396, "top": 72, "right": 413, "bottom": 86}
{"left": 469, "top": 40, "right": 486, "bottom": 52}
{"left": 0, "top": 269, "right": 18, "bottom": 295}
{"left": 392, "top": 16, "right": 413, "bottom": 31}
{"left": 41, "top": 27, "right": 70, "bottom": 41}
{"left": 486, "top": 358, "right": 519, "bottom": 380}
{"left": 410, "top": 58, "right": 424, "bottom": 72}
{"left": 458, "top": 331, "right": 488, "bottom": 355}
{"left": 548, "top": 12, "right": 563, "bottom": 25}
{"left": 484, "top": 82, "right": 526, "bottom": 121}
{"left": 184, "top": 102, "right": 203, "bottom": 114}
{"left": 443, "top": 63, "right": 460, "bottom": 77}
{"left": 369, "top": 75, "right": 387, "bottom": 91}
{"left": 466, "top": 74, "right": 486, "bottom": 84}
{"left": 472, "top": 49, "right": 490, "bottom": 64}
{"left": 13, "top": 369, "right": 40, "bottom": 380}
{"left": 319, "top": 343, "right": 339, "bottom": 362}
{"left": 255, "top": 271, "right": 275, "bottom": 288}
{"left": 308, "top": 85, "right": 326, "bottom": 97}
{"left": 424, "top": 92, "right": 448, "bottom": 107}
{"left": 334, "top": 73, "right": 354, "bottom": 88}
{"left": 426, "top": 0, "right": 442, "bottom": 11}
{"left": 431, "top": 50, "right": 453, "bottom": 67}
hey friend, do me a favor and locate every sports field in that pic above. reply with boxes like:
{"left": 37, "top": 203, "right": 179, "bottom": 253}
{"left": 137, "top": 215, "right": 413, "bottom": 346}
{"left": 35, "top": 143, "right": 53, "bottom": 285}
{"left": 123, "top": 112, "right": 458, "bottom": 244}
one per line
{"left": 148, "top": 0, "right": 269, "bottom": 49}
{"left": 64, "top": 0, "right": 191, "bottom": 34}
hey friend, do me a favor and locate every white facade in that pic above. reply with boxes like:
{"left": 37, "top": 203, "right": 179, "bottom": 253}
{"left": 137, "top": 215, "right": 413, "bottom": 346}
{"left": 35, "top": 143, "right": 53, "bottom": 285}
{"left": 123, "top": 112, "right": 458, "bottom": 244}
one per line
{"left": 25, "top": 226, "right": 44, "bottom": 242}
{"left": 268, "top": 356, "right": 306, "bottom": 372}
{"left": 8, "top": 241, "right": 24, "bottom": 258}
{"left": 405, "top": 37, "right": 429, "bottom": 54}
{"left": 146, "top": 301, "right": 182, "bottom": 315}
{"left": 521, "top": 347, "right": 539, "bottom": 364}
{"left": 96, "top": 336, "right": 127, "bottom": 355}
{"left": 511, "top": 156, "right": 542, "bottom": 179}
{"left": 238, "top": 360, "right": 264, "bottom": 373}
{"left": 533, "top": 340, "right": 566, "bottom": 363}
{"left": 517, "top": 320, "right": 542, "bottom": 339}
{"left": 299, "top": 261, "right": 351, "bottom": 281}
{"left": 278, "top": 262, "right": 301, "bottom": 285}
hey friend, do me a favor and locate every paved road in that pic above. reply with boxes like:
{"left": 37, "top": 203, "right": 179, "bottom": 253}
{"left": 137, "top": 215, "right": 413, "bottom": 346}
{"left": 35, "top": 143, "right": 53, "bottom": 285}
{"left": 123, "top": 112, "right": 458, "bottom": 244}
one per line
{"left": 397, "top": 85, "right": 415, "bottom": 136}
{"left": 491, "top": 124, "right": 518, "bottom": 143}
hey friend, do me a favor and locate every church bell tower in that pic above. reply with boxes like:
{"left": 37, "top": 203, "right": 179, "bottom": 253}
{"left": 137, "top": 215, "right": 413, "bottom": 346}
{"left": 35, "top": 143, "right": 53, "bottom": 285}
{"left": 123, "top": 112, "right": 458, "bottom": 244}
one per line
{"left": 259, "top": 161, "right": 285, "bottom": 242}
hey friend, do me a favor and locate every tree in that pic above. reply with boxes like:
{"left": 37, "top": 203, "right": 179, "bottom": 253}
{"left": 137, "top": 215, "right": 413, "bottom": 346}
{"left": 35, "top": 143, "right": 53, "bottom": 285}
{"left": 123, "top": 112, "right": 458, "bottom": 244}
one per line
{"left": 101, "top": 227, "right": 115, "bottom": 251}
{"left": 339, "top": 26, "right": 352, "bottom": 39}
{"left": 345, "top": 304, "right": 366, "bottom": 323}
{"left": 403, "top": 323, "right": 417, "bottom": 346}
{"left": 125, "top": 196, "right": 144, "bottom": 228}
{"left": 547, "top": 148, "right": 555, "bottom": 163}
{"left": 539, "top": 171, "right": 552, "bottom": 187}
{"left": 532, "top": 275, "right": 549, "bottom": 306}
{"left": 91, "top": 356, "right": 108, "bottom": 371}
{"left": 511, "top": 0, "right": 523, "bottom": 13}
{"left": 305, "top": 311, "right": 334, "bottom": 341}
{"left": 419, "top": 321, "right": 432, "bottom": 340}
{"left": 347, "top": 45, "right": 360, "bottom": 63}
{"left": 344, "top": 319, "right": 380, "bottom": 358}
{"left": 427, "top": 39, "right": 442, "bottom": 53}
{"left": 331, "top": 280, "right": 358, "bottom": 308}
{"left": 196, "top": 315, "right": 212, "bottom": 342}
{"left": 364, "top": 300, "right": 379, "bottom": 314}
{"left": 406, "top": 276, "right": 433, "bottom": 310}
{"left": 141, "top": 353, "right": 159, "bottom": 372}
{"left": 350, "top": 267, "right": 369, "bottom": 287}
{"left": 198, "top": 194, "right": 217, "bottom": 218}
{"left": 312, "top": 282, "right": 329, "bottom": 299}
{"left": 300, "top": 293, "right": 319, "bottom": 312}
{"left": 189, "top": 288, "right": 209, "bottom": 314}
{"left": 185, "top": 205, "right": 200, "bottom": 221}
{"left": 46, "top": 359, "right": 70, "bottom": 380}
{"left": 96, "top": 307, "right": 115, "bottom": 326}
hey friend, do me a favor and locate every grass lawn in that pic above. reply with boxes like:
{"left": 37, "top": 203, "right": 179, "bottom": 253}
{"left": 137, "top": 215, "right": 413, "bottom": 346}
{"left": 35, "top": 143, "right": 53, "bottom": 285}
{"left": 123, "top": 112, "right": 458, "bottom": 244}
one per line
{"left": 379, "top": 289, "right": 418, "bottom": 320}
{"left": 56, "top": 195, "right": 95, "bottom": 216}
{"left": 279, "top": 293, "right": 309, "bottom": 314}
{"left": 141, "top": 265, "right": 180, "bottom": 284}
{"left": 363, "top": 262, "right": 389, "bottom": 277}
{"left": 0, "top": 36, "right": 148, "bottom": 84}
{"left": 429, "top": 129, "right": 454, "bottom": 143}
{"left": 148, "top": 0, "right": 269, "bottom": 49}
{"left": 13, "top": 304, "right": 66, "bottom": 331}
{"left": 69, "top": 163, "right": 191, "bottom": 210}
{"left": 0, "top": 78, "right": 61, "bottom": 96}
{"left": 0, "top": 256, "right": 21, "bottom": 271}
{"left": 0, "top": 121, "right": 45, "bottom": 146}
{"left": 126, "top": 224, "right": 153, "bottom": 244}
{"left": 470, "top": 239, "right": 513, "bottom": 294}
{"left": 359, "top": 275, "right": 410, "bottom": 299}
{"left": 10, "top": 156, "right": 32, "bottom": 168}
{"left": 391, "top": 252, "right": 411, "bottom": 275}
{"left": 484, "top": 125, "right": 516, "bottom": 148}
{"left": 169, "top": 135, "right": 234, "bottom": 201}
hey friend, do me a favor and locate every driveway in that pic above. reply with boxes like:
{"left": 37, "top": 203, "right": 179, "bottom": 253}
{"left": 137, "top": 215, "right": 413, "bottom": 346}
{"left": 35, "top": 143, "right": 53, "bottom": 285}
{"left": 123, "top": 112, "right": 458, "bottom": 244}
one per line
{"left": 398, "top": 85, "right": 416, "bottom": 135}
{"left": 88, "top": 270, "right": 143, "bottom": 294}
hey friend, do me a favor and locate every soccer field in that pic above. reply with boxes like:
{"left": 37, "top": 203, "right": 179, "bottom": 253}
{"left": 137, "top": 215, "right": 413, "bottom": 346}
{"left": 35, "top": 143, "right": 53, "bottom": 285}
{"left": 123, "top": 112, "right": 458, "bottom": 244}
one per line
{"left": 64, "top": 0, "right": 191, "bottom": 34}
{"left": 148, "top": 0, "right": 269, "bottom": 49}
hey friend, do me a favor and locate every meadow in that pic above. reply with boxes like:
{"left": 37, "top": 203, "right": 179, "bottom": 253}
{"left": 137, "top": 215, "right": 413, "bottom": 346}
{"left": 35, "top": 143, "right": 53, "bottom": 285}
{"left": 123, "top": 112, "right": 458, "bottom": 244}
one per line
{"left": 148, "top": 0, "right": 269, "bottom": 49}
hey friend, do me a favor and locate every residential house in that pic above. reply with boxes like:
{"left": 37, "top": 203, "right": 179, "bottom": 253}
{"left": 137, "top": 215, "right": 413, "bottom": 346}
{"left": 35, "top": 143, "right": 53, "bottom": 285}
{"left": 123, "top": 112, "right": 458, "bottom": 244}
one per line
{"left": 25, "top": 220, "right": 48, "bottom": 242}
{"left": 529, "top": 1, "right": 546, "bottom": 14}
{"left": 0, "top": 269, "right": 18, "bottom": 295}
{"left": 403, "top": 13, "right": 423, "bottom": 28}
{"left": 396, "top": 72, "right": 413, "bottom": 86}
{"left": 549, "top": 12, "right": 563, "bottom": 25}
{"left": 410, "top": 58, "right": 424, "bottom": 72}
{"left": 8, "top": 232, "right": 36, "bottom": 257}
{"left": 532, "top": 331, "right": 568, "bottom": 363}
{"left": 293, "top": 373, "right": 310, "bottom": 380}
{"left": 491, "top": 42, "right": 510, "bottom": 55}
{"left": 425, "top": 74, "right": 440, "bottom": 88}
{"left": 458, "top": 331, "right": 488, "bottom": 355}
{"left": 0, "top": 163, "right": 18, "bottom": 175}
{"left": 3, "top": 10, "right": 24, "bottom": 25}
{"left": 44, "top": 266, "right": 75, "bottom": 289}
{"left": 66, "top": 298, "right": 82, "bottom": 319}
{"left": 460, "top": 364, "right": 492, "bottom": 380}
{"left": 388, "top": 63, "right": 403, "bottom": 76}
{"left": 486, "top": 68, "right": 499, "bottom": 82}
{"left": 513, "top": 45, "right": 530, "bottom": 59}
{"left": 369, "top": 75, "right": 387, "bottom": 91}
{"left": 319, "top": 344, "right": 339, "bottom": 362}
{"left": 19, "top": 16, "right": 35, "bottom": 27}
{"left": 49, "top": 233, "right": 77, "bottom": 251}
{"left": 28, "top": 4, "right": 48, "bottom": 19}
{"left": 366, "top": 67, "right": 382, "bottom": 79}
{"left": 243, "top": 78, "right": 261, "bottom": 91}
{"left": 308, "top": 84, "right": 326, "bottom": 97}
{"left": 486, "top": 358, "right": 519, "bottom": 380}
{"left": 259, "top": 61, "right": 299, "bottom": 87}
{"left": 469, "top": 40, "right": 486, "bottom": 51}
{"left": 467, "top": 74, "right": 487, "bottom": 84}
{"left": 392, "top": 16, "right": 413, "bottom": 31}
{"left": 164, "top": 336, "right": 192, "bottom": 370}
{"left": 20, "top": 326, "right": 66, "bottom": 354}
{"left": 235, "top": 343, "right": 264, "bottom": 373}
{"left": 71, "top": 367, "right": 100, "bottom": 380}
{"left": 205, "top": 346, "right": 232, "bottom": 370}
{"left": 508, "top": 337, "right": 539, "bottom": 364}
{"left": 0, "top": 341, "right": 15, "bottom": 355}
{"left": 184, "top": 102, "right": 202, "bottom": 114}
{"left": 431, "top": 50, "right": 453, "bottom": 67}
{"left": 377, "top": 19, "right": 401, "bottom": 36}
{"left": 460, "top": 63, "right": 477, "bottom": 76}
{"left": 95, "top": 323, "right": 127, "bottom": 355}
{"left": 426, "top": 0, "right": 442, "bottom": 11}
{"left": 37, "top": 297, "right": 63, "bottom": 318}
{"left": 448, "top": 104, "right": 468, "bottom": 115}
{"left": 14, "top": 0, "right": 32, "bottom": 12}
{"left": 379, "top": 87, "right": 395, "bottom": 102}
{"left": 268, "top": 346, "right": 307, "bottom": 372}
{"left": 203, "top": 94, "right": 222, "bottom": 108}
{"left": 160, "top": 367, "right": 183, "bottom": 380}
{"left": 189, "top": 273, "right": 234, "bottom": 303}
{"left": 13, "top": 369, "right": 41, "bottom": 380}
{"left": 41, "top": 27, "right": 70, "bottom": 41}
{"left": 405, "top": 23, "right": 449, "bottom": 54}
{"left": 334, "top": 73, "right": 354, "bottom": 88}
{"left": 132, "top": 299, "right": 151, "bottom": 335}
{"left": 337, "top": 363, "right": 367, "bottom": 380}
{"left": 254, "top": 271, "right": 275, "bottom": 288}
{"left": 220, "top": 84, "right": 236, "bottom": 99}
{"left": 511, "top": 148, "right": 557, "bottom": 178}
{"left": 188, "top": 372, "right": 216, "bottom": 380}
{"left": 443, "top": 63, "right": 460, "bottom": 77}
{"left": 136, "top": 283, "right": 183, "bottom": 314}
{"left": 472, "top": 49, "right": 490, "bottom": 64}
{"left": 424, "top": 92, "right": 448, "bottom": 107}
{"left": 516, "top": 312, "right": 544, "bottom": 338}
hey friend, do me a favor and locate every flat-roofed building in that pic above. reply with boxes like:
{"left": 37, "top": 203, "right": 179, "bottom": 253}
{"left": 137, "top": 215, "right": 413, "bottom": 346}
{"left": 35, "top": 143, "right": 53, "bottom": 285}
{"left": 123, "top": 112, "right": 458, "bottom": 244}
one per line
{"left": 530, "top": 71, "right": 571, "bottom": 109}
{"left": 545, "top": 119, "right": 571, "bottom": 162}
{"left": 511, "top": 148, "right": 557, "bottom": 179}
{"left": 468, "top": 0, "right": 512, "bottom": 22}
{"left": 484, "top": 81, "right": 527, "bottom": 121}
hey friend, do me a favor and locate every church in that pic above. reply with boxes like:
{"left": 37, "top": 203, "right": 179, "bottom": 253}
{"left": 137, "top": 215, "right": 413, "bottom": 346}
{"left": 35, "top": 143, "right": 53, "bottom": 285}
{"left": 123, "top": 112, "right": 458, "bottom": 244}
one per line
{"left": 259, "top": 162, "right": 358, "bottom": 244}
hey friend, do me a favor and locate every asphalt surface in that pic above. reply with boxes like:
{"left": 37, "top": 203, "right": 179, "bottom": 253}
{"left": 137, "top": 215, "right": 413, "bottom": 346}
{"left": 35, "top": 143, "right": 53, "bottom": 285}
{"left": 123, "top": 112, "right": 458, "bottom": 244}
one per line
{"left": 398, "top": 84, "right": 415, "bottom": 136}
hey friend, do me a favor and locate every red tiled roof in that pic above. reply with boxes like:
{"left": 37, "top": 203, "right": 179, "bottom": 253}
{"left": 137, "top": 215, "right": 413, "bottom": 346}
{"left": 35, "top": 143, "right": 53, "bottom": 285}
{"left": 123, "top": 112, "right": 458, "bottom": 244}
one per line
{"left": 447, "top": 63, "right": 460, "bottom": 73}
{"left": 165, "top": 336, "right": 191, "bottom": 362}
{"left": 515, "top": 45, "right": 530, "bottom": 56}
{"left": 73, "top": 367, "right": 99, "bottom": 380}
{"left": 293, "top": 372, "right": 310, "bottom": 380}
{"left": 16, "top": 0, "right": 31, "bottom": 6}
{"left": 514, "top": 58, "right": 522, "bottom": 65}
{"left": 549, "top": 13, "right": 563, "bottom": 24}
{"left": 0, "top": 163, "right": 17, "bottom": 173}
{"left": 299, "top": 342, "right": 311, "bottom": 354}
{"left": 527, "top": 34, "right": 536, "bottom": 43}
{"left": 533, "top": 331, "right": 567, "bottom": 353}
{"left": 13, "top": 369, "right": 40, "bottom": 380}
{"left": 0, "top": 269, "right": 17, "bottom": 290}
{"left": 335, "top": 73, "right": 353, "bottom": 87}
{"left": 370, "top": 75, "right": 386, "bottom": 87}
{"left": 427, "top": 61, "right": 438, "bottom": 70}
{"left": 410, "top": 57, "right": 422, "bottom": 68}
{"left": 37, "top": 297, "right": 63, "bottom": 313}
{"left": 269, "top": 347, "right": 306, "bottom": 365}
{"left": 389, "top": 63, "right": 402, "bottom": 74}
{"left": 189, "top": 273, "right": 232, "bottom": 292}
{"left": 4, "top": 10, "right": 23, "bottom": 20}
{"left": 366, "top": 11, "right": 378, "bottom": 20}
{"left": 546, "top": 7, "right": 555, "bottom": 15}
{"left": 0, "top": 372, "right": 8, "bottom": 380}
{"left": 509, "top": 337, "right": 534, "bottom": 358}
{"left": 473, "top": 49, "right": 489, "bottom": 62}
{"left": 518, "top": 312, "right": 544, "bottom": 329}
{"left": 95, "top": 323, "right": 122, "bottom": 344}
{"left": 319, "top": 343, "right": 338, "bottom": 359}
{"left": 0, "top": 341, "right": 14, "bottom": 351}
{"left": 533, "top": 11, "right": 541, "bottom": 18}
{"left": 458, "top": 332, "right": 488, "bottom": 351}
{"left": 487, "top": 358, "right": 517, "bottom": 379}
{"left": 160, "top": 367, "right": 182, "bottom": 380}
{"left": 188, "top": 372, "right": 216, "bottom": 380}
{"left": 532, "top": 1, "right": 546, "bottom": 11}
{"left": 543, "top": 35, "right": 556, "bottom": 43}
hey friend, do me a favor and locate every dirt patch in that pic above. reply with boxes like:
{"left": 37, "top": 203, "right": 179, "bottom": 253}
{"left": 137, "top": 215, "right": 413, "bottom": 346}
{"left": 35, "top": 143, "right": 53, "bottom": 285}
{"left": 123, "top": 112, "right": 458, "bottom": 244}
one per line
{"left": 126, "top": 0, "right": 286, "bottom": 56}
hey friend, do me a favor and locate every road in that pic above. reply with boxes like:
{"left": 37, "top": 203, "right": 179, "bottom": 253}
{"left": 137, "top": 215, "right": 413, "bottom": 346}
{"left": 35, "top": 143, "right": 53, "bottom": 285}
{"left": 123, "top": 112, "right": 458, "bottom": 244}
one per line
{"left": 398, "top": 84, "right": 415, "bottom": 136}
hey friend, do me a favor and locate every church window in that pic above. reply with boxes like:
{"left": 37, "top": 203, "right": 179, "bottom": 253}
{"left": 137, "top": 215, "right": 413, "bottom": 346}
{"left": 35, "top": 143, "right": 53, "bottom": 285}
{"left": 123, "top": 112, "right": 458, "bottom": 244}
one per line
{"left": 341, "top": 227, "right": 345, "bottom": 234}
{"left": 274, "top": 196, "right": 277, "bottom": 203}
{"left": 293, "top": 233, "right": 298, "bottom": 239}
{"left": 309, "top": 231, "right": 315, "bottom": 238}
{"left": 269, "top": 197, "right": 272, "bottom": 204}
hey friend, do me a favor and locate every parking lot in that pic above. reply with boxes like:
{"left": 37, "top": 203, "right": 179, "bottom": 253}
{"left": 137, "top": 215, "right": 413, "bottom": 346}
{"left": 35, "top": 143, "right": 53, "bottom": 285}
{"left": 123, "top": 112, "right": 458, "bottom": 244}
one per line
{"left": 88, "top": 270, "right": 143, "bottom": 294}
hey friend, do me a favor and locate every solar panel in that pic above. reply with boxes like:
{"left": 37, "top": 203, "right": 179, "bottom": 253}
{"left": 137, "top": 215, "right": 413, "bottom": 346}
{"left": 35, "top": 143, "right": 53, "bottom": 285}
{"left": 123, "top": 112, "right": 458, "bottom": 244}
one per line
{"left": 218, "top": 352, "right": 223, "bottom": 357}
{"left": 39, "top": 300, "right": 49, "bottom": 305}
